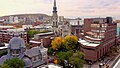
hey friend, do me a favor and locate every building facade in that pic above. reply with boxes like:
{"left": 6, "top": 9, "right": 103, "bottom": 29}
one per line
{"left": 79, "top": 17, "right": 117, "bottom": 62}
{"left": 71, "top": 25, "right": 83, "bottom": 37}
{"left": 0, "top": 29, "right": 29, "bottom": 43}
{"left": 0, "top": 36, "right": 48, "bottom": 68}
{"left": 51, "top": 0, "right": 59, "bottom": 36}
{"left": 117, "top": 23, "right": 120, "bottom": 38}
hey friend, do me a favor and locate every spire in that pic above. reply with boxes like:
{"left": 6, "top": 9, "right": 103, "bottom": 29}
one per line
{"left": 54, "top": 0, "right": 56, "bottom": 7}
{"left": 53, "top": 0, "right": 57, "bottom": 12}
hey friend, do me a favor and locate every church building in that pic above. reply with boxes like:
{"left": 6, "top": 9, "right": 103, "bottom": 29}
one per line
{"left": 51, "top": 0, "right": 71, "bottom": 37}
{"left": 0, "top": 35, "right": 48, "bottom": 68}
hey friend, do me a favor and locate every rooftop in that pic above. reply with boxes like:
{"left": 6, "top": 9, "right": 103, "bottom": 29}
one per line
{"left": 85, "top": 36, "right": 101, "bottom": 40}
{"left": 0, "top": 26, "right": 14, "bottom": 28}
{"left": 40, "top": 64, "right": 62, "bottom": 68}
{"left": 7, "top": 28, "right": 25, "bottom": 32}
{"left": 78, "top": 39, "right": 100, "bottom": 47}
{"left": 36, "top": 32, "right": 54, "bottom": 36}
{"left": 29, "top": 40, "right": 41, "bottom": 44}
{"left": 0, "top": 43, "right": 9, "bottom": 50}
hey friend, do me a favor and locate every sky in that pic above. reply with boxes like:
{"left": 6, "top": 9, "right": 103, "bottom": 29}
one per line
{"left": 0, "top": 0, "right": 120, "bottom": 19}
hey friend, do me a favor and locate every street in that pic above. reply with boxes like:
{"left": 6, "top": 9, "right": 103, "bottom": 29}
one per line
{"left": 113, "top": 59, "right": 120, "bottom": 68}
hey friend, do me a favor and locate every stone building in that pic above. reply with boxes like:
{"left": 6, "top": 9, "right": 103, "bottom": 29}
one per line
{"left": 51, "top": 0, "right": 71, "bottom": 37}
{"left": 0, "top": 35, "right": 48, "bottom": 68}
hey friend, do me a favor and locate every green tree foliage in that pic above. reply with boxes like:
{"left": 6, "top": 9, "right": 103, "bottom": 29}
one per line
{"left": 56, "top": 50, "right": 74, "bottom": 63}
{"left": 27, "top": 30, "right": 50, "bottom": 38}
{"left": 50, "top": 36, "right": 85, "bottom": 68}
{"left": 4, "top": 58, "right": 25, "bottom": 68}
{"left": 0, "top": 50, "right": 7, "bottom": 57}
{"left": 48, "top": 47, "right": 54, "bottom": 55}
{"left": 69, "top": 51, "right": 85, "bottom": 68}
{"left": 0, "top": 64, "right": 11, "bottom": 68}
{"left": 27, "top": 30, "right": 40, "bottom": 38}
{"left": 56, "top": 50, "right": 85, "bottom": 68}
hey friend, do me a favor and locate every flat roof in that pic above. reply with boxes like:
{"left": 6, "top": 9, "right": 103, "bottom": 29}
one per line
{"left": 7, "top": 28, "right": 25, "bottom": 32}
{"left": 80, "top": 33, "right": 84, "bottom": 35}
{"left": 36, "top": 32, "right": 54, "bottom": 36}
{"left": 48, "top": 65, "right": 61, "bottom": 68}
{"left": 0, "top": 43, "right": 9, "bottom": 50}
{"left": 30, "top": 40, "right": 41, "bottom": 44}
{"left": 0, "top": 26, "right": 14, "bottom": 28}
{"left": 0, "top": 46, "right": 7, "bottom": 50}
{"left": 78, "top": 39, "right": 99, "bottom": 47}
{"left": 40, "top": 64, "right": 62, "bottom": 68}
{"left": 85, "top": 36, "right": 101, "bottom": 40}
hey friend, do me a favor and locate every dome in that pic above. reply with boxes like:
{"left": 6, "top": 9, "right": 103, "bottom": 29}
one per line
{"left": 8, "top": 37, "right": 26, "bottom": 49}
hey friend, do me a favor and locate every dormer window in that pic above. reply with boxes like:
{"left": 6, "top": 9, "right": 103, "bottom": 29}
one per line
{"left": 11, "top": 49, "right": 20, "bottom": 57}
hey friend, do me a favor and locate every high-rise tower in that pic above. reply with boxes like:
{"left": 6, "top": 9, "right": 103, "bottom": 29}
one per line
{"left": 52, "top": 0, "right": 58, "bottom": 28}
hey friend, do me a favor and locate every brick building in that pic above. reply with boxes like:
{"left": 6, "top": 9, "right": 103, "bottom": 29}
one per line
{"left": 79, "top": 17, "right": 117, "bottom": 62}
{"left": 29, "top": 37, "right": 51, "bottom": 48}
{"left": 0, "top": 29, "right": 29, "bottom": 44}
{"left": 29, "top": 32, "right": 54, "bottom": 48}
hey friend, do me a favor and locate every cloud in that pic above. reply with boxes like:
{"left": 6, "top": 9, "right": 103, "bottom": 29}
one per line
{"left": 0, "top": 0, "right": 120, "bottom": 19}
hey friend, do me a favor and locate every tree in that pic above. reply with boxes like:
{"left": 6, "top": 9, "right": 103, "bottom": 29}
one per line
{"left": 55, "top": 50, "right": 85, "bottom": 68}
{"left": 0, "top": 50, "right": 7, "bottom": 57}
{"left": 55, "top": 50, "right": 74, "bottom": 64}
{"left": 4, "top": 58, "right": 25, "bottom": 68}
{"left": 0, "top": 64, "right": 11, "bottom": 68}
{"left": 51, "top": 37, "right": 63, "bottom": 50}
{"left": 64, "top": 35, "right": 78, "bottom": 50}
{"left": 68, "top": 51, "right": 85, "bottom": 68}
{"left": 48, "top": 47, "right": 54, "bottom": 55}
{"left": 27, "top": 30, "right": 50, "bottom": 38}
{"left": 27, "top": 30, "right": 40, "bottom": 38}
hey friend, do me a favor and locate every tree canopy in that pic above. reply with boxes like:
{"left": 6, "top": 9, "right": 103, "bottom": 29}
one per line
{"left": 51, "top": 35, "right": 78, "bottom": 51}
{"left": 68, "top": 51, "right": 85, "bottom": 68}
{"left": 63, "top": 35, "right": 78, "bottom": 50}
{"left": 27, "top": 30, "right": 40, "bottom": 38}
{"left": 55, "top": 50, "right": 85, "bottom": 68}
{"left": 3, "top": 58, "right": 25, "bottom": 68}
{"left": 0, "top": 64, "right": 11, "bottom": 68}
{"left": 51, "top": 37, "right": 63, "bottom": 50}
{"left": 0, "top": 50, "right": 7, "bottom": 57}
{"left": 27, "top": 30, "right": 50, "bottom": 38}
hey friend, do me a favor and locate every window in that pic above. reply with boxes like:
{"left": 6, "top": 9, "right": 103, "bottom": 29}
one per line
{"left": 32, "top": 56, "right": 36, "bottom": 61}
{"left": 11, "top": 49, "right": 20, "bottom": 57}
{"left": 53, "top": 22, "right": 55, "bottom": 25}
{"left": 38, "top": 55, "right": 42, "bottom": 60}
{"left": 97, "top": 24, "right": 100, "bottom": 27}
{"left": 56, "top": 22, "right": 57, "bottom": 26}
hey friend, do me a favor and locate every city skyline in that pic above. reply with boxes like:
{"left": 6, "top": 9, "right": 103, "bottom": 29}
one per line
{"left": 0, "top": 0, "right": 120, "bottom": 19}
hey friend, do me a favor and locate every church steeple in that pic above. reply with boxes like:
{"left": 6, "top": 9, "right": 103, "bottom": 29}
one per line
{"left": 53, "top": 0, "right": 57, "bottom": 12}
{"left": 52, "top": 0, "right": 58, "bottom": 28}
